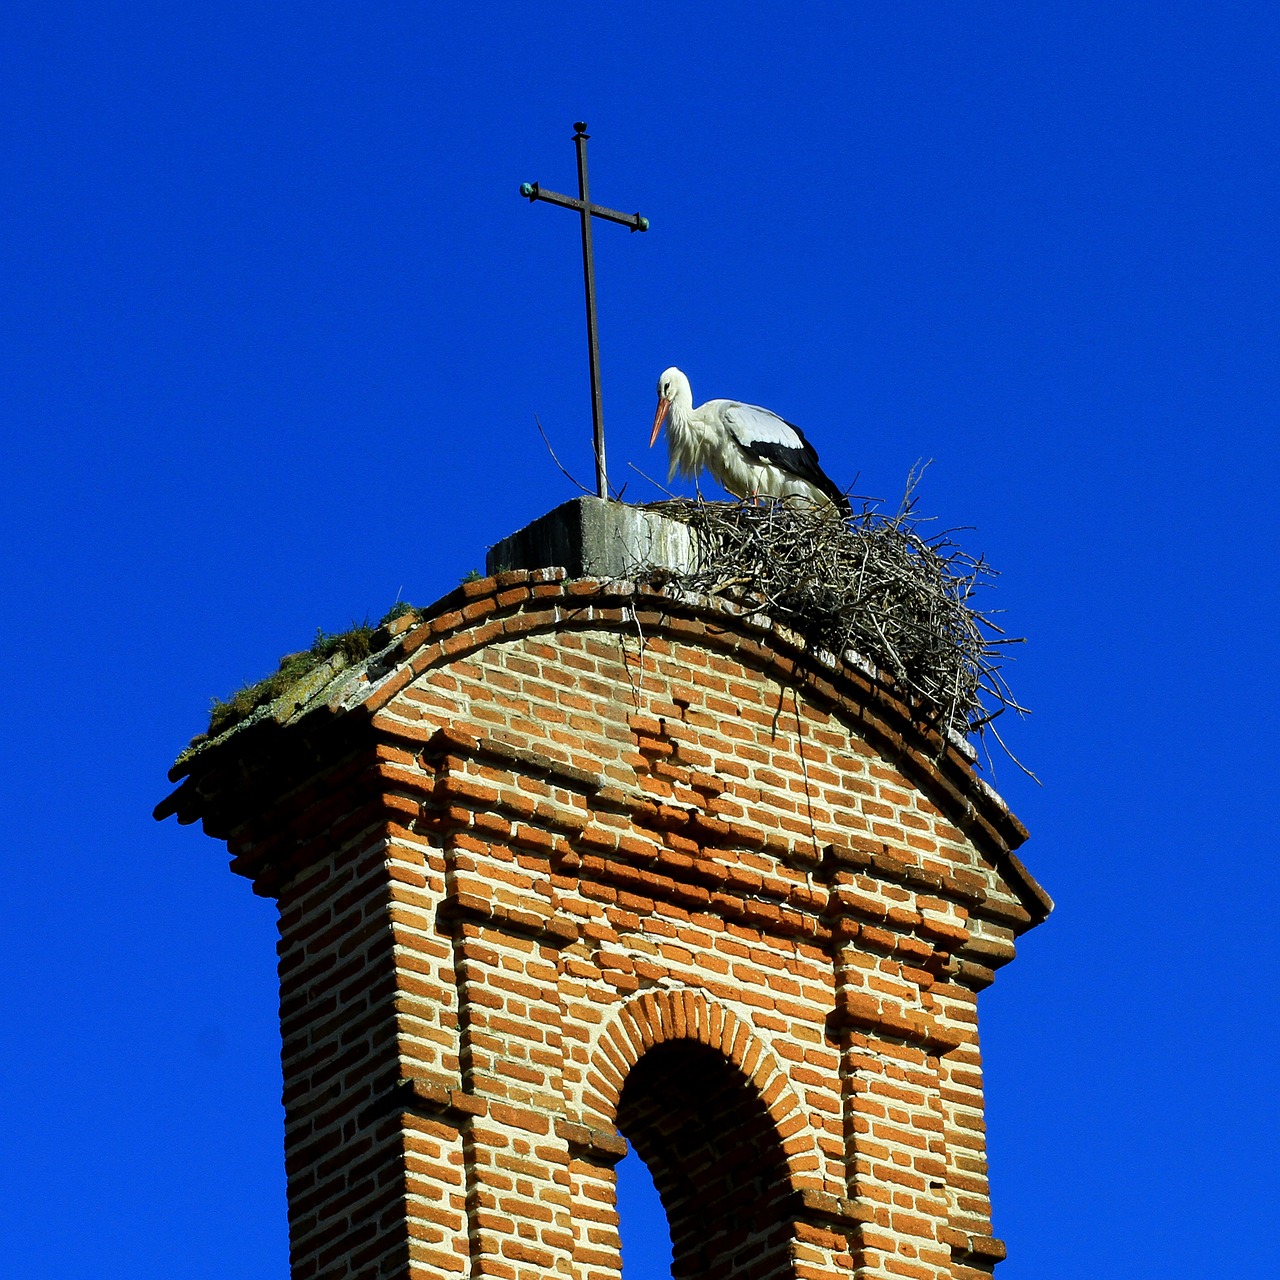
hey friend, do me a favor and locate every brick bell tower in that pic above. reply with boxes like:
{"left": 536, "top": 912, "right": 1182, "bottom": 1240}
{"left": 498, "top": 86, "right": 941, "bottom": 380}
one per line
{"left": 157, "top": 498, "right": 1051, "bottom": 1280}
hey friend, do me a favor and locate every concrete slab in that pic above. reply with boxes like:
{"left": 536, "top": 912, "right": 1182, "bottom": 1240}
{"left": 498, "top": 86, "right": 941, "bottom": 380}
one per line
{"left": 486, "top": 497, "right": 696, "bottom": 579}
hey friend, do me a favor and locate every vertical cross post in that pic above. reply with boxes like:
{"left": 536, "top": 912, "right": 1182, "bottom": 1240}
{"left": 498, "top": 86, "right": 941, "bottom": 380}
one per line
{"left": 521, "top": 122, "right": 649, "bottom": 500}
{"left": 574, "top": 125, "right": 606, "bottom": 500}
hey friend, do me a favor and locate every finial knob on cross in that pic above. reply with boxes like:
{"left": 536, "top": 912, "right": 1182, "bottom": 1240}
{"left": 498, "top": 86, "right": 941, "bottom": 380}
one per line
{"left": 520, "top": 122, "right": 649, "bottom": 500}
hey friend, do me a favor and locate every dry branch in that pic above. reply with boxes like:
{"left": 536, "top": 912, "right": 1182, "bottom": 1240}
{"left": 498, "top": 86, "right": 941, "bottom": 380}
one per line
{"left": 642, "top": 489, "right": 1026, "bottom": 751}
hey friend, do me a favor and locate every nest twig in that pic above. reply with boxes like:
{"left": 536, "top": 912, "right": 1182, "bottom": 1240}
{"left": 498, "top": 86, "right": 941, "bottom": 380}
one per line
{"left": 641, "top": 482, "right": 1027, "bottom": 758}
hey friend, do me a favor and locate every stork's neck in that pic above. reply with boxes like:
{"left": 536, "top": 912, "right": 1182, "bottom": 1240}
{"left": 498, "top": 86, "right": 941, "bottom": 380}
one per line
{"left": 667, "top": 379, "right": 696, "bottom": 428}
{"left": 660, "top": 373, "right": 715, "bottom": 486}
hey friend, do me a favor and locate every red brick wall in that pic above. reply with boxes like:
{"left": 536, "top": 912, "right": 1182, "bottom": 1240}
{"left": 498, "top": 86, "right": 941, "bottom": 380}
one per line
{"left": 175, "top": 570, "right": 1048, "bottom": 1280}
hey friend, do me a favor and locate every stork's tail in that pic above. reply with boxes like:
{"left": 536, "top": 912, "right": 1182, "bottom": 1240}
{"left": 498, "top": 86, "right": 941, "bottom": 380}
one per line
{"left": 809, "top": 462, "right": 852, "bottom": 518}
{"left": 818, "top": 475, "right": 853, "bottom": 519}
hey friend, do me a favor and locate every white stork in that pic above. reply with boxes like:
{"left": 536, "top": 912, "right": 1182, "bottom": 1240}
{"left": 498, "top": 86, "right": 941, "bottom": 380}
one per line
{"left": 650, "top": 367, "right": 851, "bottom": 516}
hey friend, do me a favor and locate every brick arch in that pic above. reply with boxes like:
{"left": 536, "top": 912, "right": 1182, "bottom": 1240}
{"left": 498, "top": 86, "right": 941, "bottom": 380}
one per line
{"left": 585, "top": 989, "right": 815, "bottom": 1280}
{"left": 583, "top": 988, "right": 818, "bottom": 1190}
{"left": 349, "top": 571, "right": 1040, "bottom": 886}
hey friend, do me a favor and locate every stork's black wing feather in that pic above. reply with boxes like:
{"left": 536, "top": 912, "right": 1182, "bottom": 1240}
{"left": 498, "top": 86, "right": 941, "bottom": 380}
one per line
{"left": 723, "top": 403, "right": 850, "bottom": 514}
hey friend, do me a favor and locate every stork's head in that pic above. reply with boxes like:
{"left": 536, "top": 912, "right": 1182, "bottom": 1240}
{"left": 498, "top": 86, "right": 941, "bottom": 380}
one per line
{"left": 650, "top": 366, "right": 691, "bottom": 446}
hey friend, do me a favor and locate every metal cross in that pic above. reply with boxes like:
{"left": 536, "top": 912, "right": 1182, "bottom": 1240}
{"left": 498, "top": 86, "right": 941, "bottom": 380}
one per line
{"left": 520, "top": 122, "right": 649, "bottom": 500}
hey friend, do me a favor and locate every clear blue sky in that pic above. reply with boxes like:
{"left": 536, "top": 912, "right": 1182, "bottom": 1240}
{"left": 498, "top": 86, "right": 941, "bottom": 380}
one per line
{"left": 1, "top": 4, "right": 1276, "bottom": 1277}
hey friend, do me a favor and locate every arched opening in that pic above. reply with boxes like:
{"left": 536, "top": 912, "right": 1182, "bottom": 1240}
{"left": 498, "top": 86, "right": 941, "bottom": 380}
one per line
{"left": 616, "top": 1039, "right": 795, "bottom": 1280}
{"left": 616, "top": 1146, "right": 674, "bottom": 1279}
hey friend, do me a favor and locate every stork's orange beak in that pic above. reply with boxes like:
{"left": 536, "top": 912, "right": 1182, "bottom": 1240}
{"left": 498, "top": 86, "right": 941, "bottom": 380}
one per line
{"left": 650, "top": 398, "right": 669, "bottom": 447}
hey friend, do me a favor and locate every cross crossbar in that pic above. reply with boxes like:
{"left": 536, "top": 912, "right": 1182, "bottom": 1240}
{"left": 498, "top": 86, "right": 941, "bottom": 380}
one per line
{"left": 520, "top": 122, "right": 649, "bottom": 500}
{"left": 519, "top": 182, "right": 649, "bottom": 234}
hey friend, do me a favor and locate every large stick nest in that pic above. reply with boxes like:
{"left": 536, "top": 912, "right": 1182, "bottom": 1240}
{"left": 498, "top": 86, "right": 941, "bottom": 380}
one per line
{"left": 642, "top": 486, "right": 1026, "bottom": 752}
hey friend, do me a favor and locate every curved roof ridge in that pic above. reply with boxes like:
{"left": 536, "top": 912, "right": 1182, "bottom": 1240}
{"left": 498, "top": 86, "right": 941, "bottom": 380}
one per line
{"left": 156, "top": 568, "right": 1050, "bottom": 922}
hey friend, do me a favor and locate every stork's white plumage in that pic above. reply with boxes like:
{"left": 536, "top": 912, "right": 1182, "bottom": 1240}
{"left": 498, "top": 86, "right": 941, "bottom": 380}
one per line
{"left": 649, "top": 367, "right": 850, "bottom": 515}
